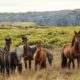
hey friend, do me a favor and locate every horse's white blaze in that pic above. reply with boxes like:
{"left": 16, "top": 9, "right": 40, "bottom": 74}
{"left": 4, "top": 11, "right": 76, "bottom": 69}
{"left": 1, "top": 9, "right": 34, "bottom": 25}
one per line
{"left": 16, "top": 45, "right": 24, "bottom": 61}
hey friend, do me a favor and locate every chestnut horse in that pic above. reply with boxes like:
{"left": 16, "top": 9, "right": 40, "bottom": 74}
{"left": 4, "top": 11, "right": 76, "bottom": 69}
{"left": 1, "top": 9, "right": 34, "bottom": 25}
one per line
{"left": 61, "top": 31, "right": 80, "bottom": 69}
{"left": 33, "top": 45, "right": 46, "bottom": 70}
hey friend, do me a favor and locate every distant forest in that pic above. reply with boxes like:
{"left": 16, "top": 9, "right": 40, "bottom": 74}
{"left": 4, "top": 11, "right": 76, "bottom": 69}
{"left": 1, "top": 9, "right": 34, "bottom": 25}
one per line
{"left": 0, "top": 9, "right": 80, "bottom": 26}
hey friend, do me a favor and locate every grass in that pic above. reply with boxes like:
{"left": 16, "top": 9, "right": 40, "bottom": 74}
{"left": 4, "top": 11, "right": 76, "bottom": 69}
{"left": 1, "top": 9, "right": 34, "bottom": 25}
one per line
{"left": 0, "top": 24, "right": 80, "bottom": 80}
{"left": 0, "top": 24, "right": 80, "bottom": 49}
{"left": 1, "top": 48, "right": 80, "bottom": 80}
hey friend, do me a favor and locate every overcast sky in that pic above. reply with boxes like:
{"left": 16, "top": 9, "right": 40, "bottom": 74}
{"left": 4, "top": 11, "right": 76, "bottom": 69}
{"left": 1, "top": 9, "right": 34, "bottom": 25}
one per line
{"left": 0, "top": 0, "right": 80, "bottom": 12}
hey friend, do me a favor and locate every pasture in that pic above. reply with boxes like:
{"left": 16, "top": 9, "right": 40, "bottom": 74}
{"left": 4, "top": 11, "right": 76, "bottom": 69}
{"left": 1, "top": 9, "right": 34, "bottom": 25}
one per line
{"left": 0, "top": 23, "right": 80, "bottom": 80}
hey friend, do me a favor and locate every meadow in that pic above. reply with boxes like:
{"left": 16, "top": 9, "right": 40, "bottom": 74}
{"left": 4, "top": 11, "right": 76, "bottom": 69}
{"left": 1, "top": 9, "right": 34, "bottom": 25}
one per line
{"left": 0, "top": 23, "right": 80, "bottom": 80}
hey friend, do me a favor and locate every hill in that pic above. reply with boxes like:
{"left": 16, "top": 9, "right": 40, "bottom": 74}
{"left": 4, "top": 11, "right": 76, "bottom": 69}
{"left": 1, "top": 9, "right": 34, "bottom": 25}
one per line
{"left": 0, "top": 9, "right": 80, "bottom": 26}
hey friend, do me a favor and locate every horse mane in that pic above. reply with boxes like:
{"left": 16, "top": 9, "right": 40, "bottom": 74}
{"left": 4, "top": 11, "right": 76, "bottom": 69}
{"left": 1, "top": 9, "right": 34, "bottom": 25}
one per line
{"left": 71, "top": 33, "right": 79, "bottom": 53}
{"left": 71, "top": 36, "right": 75, "bottom": 47}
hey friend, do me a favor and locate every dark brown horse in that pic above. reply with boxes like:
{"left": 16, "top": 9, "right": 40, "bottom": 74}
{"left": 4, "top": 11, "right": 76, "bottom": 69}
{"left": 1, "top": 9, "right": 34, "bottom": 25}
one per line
{"left": 0, "top": 47, "right": 20, "bottom": 75}
{"left": 61, "top": 31, "right": 80, "bottom": 69}
{"left": 0, "top": 48, "right": 10, "bottom": 75}
{"left": 33, "top": 41, "right": 46, "bottom": 70}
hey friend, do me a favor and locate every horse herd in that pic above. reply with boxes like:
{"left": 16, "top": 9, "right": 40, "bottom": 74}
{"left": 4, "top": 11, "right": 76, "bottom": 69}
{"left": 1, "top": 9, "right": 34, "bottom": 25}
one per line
{"left": 0, "top": 37, "right": 53, "bottom": 76}
{"left": 0, "top": 31, "right": 80, "bottom": 76}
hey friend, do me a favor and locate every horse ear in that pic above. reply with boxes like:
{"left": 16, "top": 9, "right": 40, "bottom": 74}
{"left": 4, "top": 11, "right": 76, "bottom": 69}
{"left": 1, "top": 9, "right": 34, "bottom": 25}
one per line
{"left": 74, "top": 31, "right": 77, "bottom": 34}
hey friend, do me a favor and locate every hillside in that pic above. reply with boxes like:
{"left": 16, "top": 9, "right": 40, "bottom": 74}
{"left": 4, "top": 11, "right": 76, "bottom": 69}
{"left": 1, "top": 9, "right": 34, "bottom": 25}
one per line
{"left": 0, "top": 9, "right": 80, "bottom": 26}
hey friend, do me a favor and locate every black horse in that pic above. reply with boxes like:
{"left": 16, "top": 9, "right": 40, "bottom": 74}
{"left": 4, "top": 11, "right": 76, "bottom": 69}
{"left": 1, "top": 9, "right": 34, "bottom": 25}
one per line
{"left": 10, "top": 51, "right": 19, "bottom": 74}
{"left": 0, "top": 48, "right": 10, "bottom": 75}
{"left": 10, "top": 51, "right": 22, "bottom": 74}
{"left": 0, "top": 48, "right": 21, "bottom": 75}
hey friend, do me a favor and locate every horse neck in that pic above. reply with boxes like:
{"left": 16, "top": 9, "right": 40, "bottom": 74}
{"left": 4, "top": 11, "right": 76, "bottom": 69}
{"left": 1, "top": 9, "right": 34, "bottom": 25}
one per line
{"left": 36, "top": 48, "right": 43, "bottom": 56}
{"left": 23, "top": 43, "right": 30, "bottom": 55}
{"left": 73, "top": 41, "right": 79, "bottom": 54}
{"left": 23, "top": 42, "right": 27, "bottom": 46}
{"left": 71, "top": 36, "right": 75, "bottom": 47}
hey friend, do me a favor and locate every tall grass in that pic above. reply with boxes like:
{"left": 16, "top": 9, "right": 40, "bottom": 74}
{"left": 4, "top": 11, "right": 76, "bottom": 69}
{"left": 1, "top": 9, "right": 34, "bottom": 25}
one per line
{"left": 0, "top": 24, "right": 80, "bottom": 80}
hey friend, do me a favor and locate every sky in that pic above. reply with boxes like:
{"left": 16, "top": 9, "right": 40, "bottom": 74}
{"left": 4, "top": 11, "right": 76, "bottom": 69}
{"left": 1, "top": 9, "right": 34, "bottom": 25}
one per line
{"left": 0, "top": 0, "right": 80, "bottom": 13}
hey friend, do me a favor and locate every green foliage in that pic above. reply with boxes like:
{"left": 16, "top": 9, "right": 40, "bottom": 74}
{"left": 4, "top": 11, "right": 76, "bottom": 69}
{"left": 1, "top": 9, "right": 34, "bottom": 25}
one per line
{"left": 0, "top": 24, "right": 80, "bottom": 48}
{"left": 1, "top": 9, "right": 80, "bottom": 26}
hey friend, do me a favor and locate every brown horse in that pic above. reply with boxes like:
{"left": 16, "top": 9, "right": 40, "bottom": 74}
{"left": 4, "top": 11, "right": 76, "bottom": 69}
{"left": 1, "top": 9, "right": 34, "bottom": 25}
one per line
{"left": 61, "top": 31, "right": 80, "bottom": 69}
{"left": 33, "top": 41, "right": 46, "bottom": 70}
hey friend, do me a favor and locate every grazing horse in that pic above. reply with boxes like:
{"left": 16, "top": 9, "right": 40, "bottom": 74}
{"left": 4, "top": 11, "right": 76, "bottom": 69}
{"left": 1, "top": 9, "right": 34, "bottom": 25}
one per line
{"left": 15, "top": 44, "right": 53, "bottom": 70}
{"left": 61, "top": 31, "right": 80, "bottom": 69}
{"left": 33, "top": 41, "right": 47, "bottom": 70}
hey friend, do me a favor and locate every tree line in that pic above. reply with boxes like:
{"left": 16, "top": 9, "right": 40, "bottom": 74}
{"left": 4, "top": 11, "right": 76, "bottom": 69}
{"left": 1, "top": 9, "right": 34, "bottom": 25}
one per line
{"left": 0, "top": 9, "right": 80, "bottom": 26}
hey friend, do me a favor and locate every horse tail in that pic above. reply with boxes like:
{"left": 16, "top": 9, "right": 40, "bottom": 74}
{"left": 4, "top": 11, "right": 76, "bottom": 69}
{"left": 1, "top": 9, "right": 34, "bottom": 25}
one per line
{"left": 61, "top": 52, "right": 67, "bottom": 68}
{"left": 45, "top": 49, "right": 53, "bottom": 66}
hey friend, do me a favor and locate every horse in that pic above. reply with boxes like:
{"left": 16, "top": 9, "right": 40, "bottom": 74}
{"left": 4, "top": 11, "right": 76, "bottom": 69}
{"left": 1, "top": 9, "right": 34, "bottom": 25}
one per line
{"left": 0, "top": 48, "right": 21, "bottom": 75}
{"left": 0, "top": 48, "right": 10, "bottom": 75}
{"left": 0, "top": 49, "right": 5, "bottom": 75}
{"left": 33, "top": 43, "right": 47, "bottom": 70}
{"left": 15, "top": 44, "right": 53, "bottom": 70}
{"left": 10, "top": 51, "right": 19, "bottom": 74}
{"left": 61, "top": 31, "right": 80, "bottom": 69}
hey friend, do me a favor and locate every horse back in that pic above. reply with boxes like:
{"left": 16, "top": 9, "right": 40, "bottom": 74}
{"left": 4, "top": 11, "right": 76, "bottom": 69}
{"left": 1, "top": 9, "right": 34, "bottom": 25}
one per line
{"left": 62, "top": 43, "right": 73, "bottom": 57}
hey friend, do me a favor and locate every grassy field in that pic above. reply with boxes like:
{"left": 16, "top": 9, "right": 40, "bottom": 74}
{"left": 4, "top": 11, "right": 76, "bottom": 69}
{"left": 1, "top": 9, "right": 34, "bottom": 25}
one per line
{"left": 0, "top": 24, "right": 80, "bottom": 48}
{"left": 0, "top": 24, "right": 80, "bottom": 80}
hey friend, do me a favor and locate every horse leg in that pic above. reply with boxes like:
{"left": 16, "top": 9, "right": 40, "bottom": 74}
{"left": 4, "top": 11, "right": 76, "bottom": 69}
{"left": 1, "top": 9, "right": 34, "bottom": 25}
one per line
{"left": 35, "top": 60, "right": 37, "bottom": 71}
{"left": 24, "top": 59, "right": 27, "bottom": 69}
{"left": 40, "top": 62, "right": 43, "bottom": 69}
{"left": 72, "top": 59, "right": 75, "bottom": 69}
{"left": 68, "top": 59, "right": 71, "bottom": 69}
{"left": 1, "top": 65, "right": 5, "bottom": 75}
{"left": 43, "top": 60, "right": 46, "bottom": 68}
{"left": 11, "top": 66, "right": 15, "bottom": 74}
{"left": 77, "top": 58, "right": 80, "bottom": 68}
{"left": 10, "top": 66, "right": 13, "bottom": 74}
{"left": 1, "top": 64, "right": 5, "bottom": 76}
{"left": 41, "top": 60, "right": 46, "bottom": 69}
{"left": 0, "top": 65, "right": 2, "bottom": 75}
{"left": 12, "top": 66, "right": 16, "bottom": 74}
{"left": 6, "top": 65, "right": 10, "bottom": 76}
{"left": 14, "top": 66, "right": 16, "bottom": 73}
{"left": 29, "top": 60, "right": 31, "bottom": 70}
{"left": 61, "top": 53, "right": 67, "bottom": 68}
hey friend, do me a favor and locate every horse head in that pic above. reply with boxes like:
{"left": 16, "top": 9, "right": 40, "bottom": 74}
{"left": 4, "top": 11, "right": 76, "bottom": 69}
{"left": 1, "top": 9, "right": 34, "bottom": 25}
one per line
{"left": 72, "top": 31, "right": 80, "bottom": 57}
{"left": 72, "top": 31, "right": 80, "bottom": 47}
{"left": 74, "top": 31, "right": 80, "bottom": 47}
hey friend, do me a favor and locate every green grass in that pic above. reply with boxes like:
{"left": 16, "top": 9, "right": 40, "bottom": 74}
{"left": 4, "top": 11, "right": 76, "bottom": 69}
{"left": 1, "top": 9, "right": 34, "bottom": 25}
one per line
{"left": 0, "top": 24, "right": 80, "bottom": 49}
